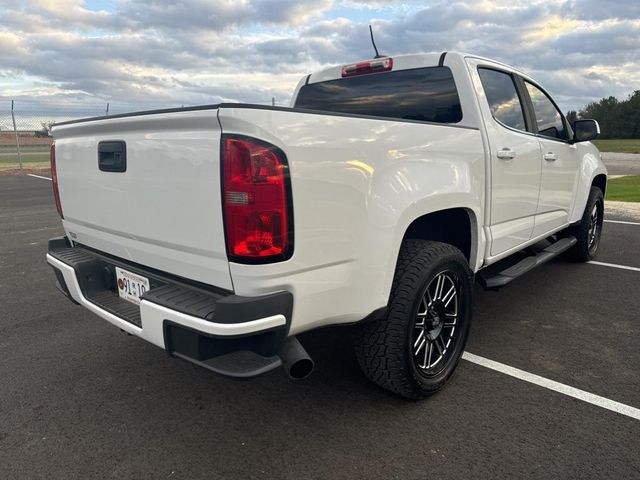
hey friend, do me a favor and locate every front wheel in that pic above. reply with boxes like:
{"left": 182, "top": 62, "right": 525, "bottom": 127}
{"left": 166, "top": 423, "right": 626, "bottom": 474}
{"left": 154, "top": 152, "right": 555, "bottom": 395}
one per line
{"left": 567, "top": 186, "right": 604, "bottom": 262}
{"left": 356, "top": 240, "right": 473, "bottom": 399}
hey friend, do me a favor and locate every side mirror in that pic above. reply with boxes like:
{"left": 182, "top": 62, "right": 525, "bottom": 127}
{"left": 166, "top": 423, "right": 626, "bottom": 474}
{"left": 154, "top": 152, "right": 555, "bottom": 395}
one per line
{"left": 572, "top": 119, "right": 600, "bottom": 143}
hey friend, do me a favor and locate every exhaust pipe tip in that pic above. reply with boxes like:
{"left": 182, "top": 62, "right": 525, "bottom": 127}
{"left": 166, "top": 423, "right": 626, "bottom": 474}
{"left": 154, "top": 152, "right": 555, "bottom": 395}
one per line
{"left": 279, "top": 337, "right": 314, "bottom": 380}
{"left": 288, "top": 357, "right": 314, "bottom": 380}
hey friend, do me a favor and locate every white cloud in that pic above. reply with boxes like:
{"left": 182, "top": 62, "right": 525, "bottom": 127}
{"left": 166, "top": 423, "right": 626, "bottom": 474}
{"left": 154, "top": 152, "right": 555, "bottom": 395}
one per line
{"left": 0, "top": 0, "right": 638, "bottom": 119}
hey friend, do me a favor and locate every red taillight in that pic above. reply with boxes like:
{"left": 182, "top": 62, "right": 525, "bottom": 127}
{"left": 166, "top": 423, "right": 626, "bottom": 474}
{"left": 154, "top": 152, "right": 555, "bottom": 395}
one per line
{"left": 50, "top": 143, "right": 63, "bottom": 219}
{"left": 222, "top": 136, "right": 292, "bottom": 262}
{"left": 341, "top": 57, "right": 393, "bottom": 77}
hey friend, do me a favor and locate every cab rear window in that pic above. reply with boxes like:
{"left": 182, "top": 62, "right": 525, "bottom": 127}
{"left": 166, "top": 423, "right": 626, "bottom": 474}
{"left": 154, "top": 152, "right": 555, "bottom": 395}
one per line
{"left": 294, "top": 66, "right": 463, "bottom": 124}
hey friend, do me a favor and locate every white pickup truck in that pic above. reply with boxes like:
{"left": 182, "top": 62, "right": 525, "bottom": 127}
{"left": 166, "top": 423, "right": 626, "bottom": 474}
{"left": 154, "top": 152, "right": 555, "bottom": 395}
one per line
{"left": 47, "top": 52, "right": 606, "bottom": 398}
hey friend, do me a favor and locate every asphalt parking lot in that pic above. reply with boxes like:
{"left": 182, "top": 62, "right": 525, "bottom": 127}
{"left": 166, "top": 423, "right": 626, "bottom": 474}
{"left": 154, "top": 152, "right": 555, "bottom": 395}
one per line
{"left": 1, "top": 175, "right": 639, "bottom": 479}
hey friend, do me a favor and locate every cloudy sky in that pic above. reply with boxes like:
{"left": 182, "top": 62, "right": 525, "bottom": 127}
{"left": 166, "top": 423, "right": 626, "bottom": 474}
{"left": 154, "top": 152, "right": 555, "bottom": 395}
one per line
{"left": 0, "top": 0, "right": 639, "bottom": 124}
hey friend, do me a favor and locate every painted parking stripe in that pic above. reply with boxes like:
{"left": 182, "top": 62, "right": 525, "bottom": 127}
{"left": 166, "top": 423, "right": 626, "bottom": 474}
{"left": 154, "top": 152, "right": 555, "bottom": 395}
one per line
{"left": 587, "top": 261, "right": 640, "bottom": 272}
{"left": 27, "top": 174, "right": 52, "bottom": 181}
{"left": 604, "top": 220, "right": 640, "bottom": 226}
{"left": 463, "top": 352, "right": 640, "bottom": 421}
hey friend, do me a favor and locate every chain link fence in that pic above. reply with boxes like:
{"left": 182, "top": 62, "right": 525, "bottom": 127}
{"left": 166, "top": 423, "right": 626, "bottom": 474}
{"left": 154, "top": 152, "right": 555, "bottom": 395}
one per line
{"left": 0, "top": 99, "right": 108, "bottom": 173}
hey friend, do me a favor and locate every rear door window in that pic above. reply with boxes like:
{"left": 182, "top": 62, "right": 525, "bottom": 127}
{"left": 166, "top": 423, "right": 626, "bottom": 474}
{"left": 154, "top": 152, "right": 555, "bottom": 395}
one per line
{"left": 294, "top": 66, "right": 463, "bottom": 124}
{"left": 478, "top": 68, "right": 527, "bottom": 131}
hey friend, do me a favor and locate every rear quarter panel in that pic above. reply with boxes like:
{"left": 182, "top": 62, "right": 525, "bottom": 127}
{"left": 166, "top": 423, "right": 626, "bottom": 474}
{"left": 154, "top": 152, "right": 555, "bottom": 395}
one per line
{"left": 219, "top": 107, "right": 485, "bottom": 334}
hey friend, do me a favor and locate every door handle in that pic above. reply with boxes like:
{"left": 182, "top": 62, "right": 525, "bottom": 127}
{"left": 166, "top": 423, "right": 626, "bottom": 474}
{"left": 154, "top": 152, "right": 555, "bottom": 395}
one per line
{"left": 497, "top": 148, "right": 516, "bottom": 160}
{"left": 543, "top": 152, "right": 557, "bottom": 162}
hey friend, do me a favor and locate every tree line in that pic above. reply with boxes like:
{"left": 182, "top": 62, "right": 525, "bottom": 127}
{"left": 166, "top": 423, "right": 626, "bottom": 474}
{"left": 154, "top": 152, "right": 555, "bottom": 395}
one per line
{"left": 567, "top": 90, "right": 640, "bottom": 139}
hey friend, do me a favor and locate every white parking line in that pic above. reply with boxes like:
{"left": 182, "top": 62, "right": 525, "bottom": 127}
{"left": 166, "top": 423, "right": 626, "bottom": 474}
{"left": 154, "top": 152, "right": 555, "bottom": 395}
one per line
{"left": 605, "top": 219, "right": 640, "bottom": 226}
{"left": 27, "top": 174, "right": 52, "bottom": 181}
{"left": 462, "top": 352, "right": 640, "bottom": 421}
{"left": 587, "top": 261, "right": 640, "bottom": 272}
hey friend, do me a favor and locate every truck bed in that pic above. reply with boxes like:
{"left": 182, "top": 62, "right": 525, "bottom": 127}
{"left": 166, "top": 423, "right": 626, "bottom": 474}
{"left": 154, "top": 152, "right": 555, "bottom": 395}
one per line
{"left": 52, "top": 104, "right": 485, "bottom": 333}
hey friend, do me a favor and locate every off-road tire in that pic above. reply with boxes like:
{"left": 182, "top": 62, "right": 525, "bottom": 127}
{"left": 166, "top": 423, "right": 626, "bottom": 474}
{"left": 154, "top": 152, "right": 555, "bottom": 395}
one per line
{"left": 355, "top": 240, "right": 473, "bottom": 399}
{"left": 567, "top": 186, "right": 604, "bottom": 262}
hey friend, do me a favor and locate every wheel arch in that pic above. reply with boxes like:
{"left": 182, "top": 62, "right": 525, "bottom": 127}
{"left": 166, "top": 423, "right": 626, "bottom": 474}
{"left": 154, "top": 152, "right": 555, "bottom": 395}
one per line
{"left": 592, "top": 173, "right": 607, "bottom": 196}
{"left": 568, "top": 145, "right": 608, "bottom": 224}
{"left": 401, "top": 207, "right": 479, "bottom": 269}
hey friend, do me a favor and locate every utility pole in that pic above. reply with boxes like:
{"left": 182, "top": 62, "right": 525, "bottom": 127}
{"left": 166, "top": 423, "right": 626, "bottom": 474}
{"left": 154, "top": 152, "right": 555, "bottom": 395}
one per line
{"left": 11, "top": 100, "right": 23, "bottom": 174}
{"left": 105, "top": 103, "right": 110, "bottom": 116}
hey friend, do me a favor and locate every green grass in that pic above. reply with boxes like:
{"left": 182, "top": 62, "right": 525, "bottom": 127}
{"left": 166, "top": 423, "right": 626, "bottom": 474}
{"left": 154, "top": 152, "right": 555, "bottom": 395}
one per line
{"left": 606, "top": 175, "right": 640, "bottom": 202}
{"left": 0, "top": 154, "right": 50, "bottom": 164}
{"left": 592, "top": 139, "right": 640, "bottom": 154}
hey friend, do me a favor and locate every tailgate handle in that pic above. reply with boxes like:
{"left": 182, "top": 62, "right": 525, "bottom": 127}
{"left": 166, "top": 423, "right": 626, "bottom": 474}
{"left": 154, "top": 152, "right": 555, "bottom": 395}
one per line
{"left": 98, "top": 141, "right": 127, "bottom": 172}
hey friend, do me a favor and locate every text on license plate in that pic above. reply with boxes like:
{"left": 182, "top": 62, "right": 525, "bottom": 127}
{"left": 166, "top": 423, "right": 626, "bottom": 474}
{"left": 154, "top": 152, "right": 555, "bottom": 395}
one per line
{"left": 115, "top": 266, "right": 150, "bottom": 305}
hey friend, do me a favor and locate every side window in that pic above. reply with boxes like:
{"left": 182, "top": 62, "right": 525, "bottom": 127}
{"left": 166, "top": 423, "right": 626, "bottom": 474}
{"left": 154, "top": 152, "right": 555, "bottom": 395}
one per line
{"left": 478, "top": 68, "right": 526, "bottom": 131}
{"left": 525, "top": 82, "right": 567, "bottom": 140}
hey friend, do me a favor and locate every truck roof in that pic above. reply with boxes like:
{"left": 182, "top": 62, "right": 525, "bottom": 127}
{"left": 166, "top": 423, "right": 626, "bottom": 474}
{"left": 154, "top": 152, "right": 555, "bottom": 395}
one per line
{"left": 305, "top": 51, "right": 527, "bottom": 85}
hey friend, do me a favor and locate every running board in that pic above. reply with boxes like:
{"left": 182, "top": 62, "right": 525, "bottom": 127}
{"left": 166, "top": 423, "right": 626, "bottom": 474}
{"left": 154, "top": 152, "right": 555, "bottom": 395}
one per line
{"left": 478, "top": 236, "right": 577, "bottom": 290}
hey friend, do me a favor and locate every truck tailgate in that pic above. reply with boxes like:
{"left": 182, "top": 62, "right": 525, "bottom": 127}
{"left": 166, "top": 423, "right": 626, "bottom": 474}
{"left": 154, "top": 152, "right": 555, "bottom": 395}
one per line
{"left": 52, "top": 108, "right": 232, "bottom": 290}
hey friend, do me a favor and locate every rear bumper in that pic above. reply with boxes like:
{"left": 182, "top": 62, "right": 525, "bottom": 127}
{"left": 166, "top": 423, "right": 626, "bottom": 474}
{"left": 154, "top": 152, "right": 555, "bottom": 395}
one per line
{"left": 47, "top": 237, "right": 293, "bottom": 378}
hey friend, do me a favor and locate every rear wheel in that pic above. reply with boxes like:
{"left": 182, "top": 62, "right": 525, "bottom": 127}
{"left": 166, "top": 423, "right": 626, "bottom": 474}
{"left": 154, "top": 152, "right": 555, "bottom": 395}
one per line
{"left": 356, "top": 240, "right": 473, "bottom": 399}
{"left": 567, "top": 186, "right": 604, "bottom": 262}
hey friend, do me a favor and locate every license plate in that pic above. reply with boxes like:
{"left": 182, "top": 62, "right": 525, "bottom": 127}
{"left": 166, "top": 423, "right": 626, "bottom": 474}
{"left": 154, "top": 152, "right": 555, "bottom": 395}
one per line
{"left": 115, "top": 266, "right": 150, "bottom": 305}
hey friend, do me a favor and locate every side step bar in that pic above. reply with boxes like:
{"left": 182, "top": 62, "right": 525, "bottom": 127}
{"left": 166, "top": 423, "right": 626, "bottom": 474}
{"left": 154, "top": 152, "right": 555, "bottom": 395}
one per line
{"left": 478, "top": 236, "right": 577, "bottom": 290}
